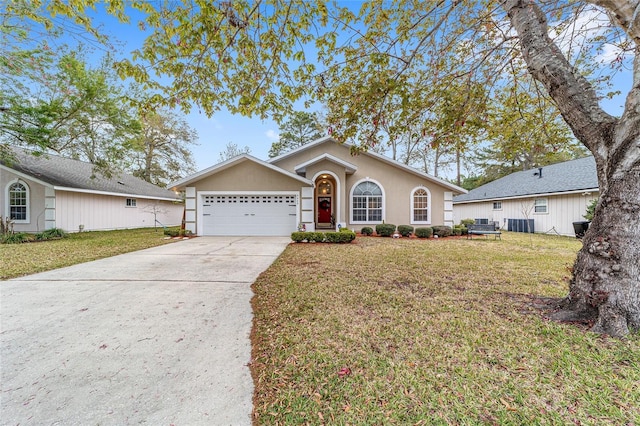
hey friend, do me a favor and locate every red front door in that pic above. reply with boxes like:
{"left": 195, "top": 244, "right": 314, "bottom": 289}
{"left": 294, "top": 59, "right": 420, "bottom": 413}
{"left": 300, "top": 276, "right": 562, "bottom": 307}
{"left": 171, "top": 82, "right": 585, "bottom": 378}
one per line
{"left": 318, "top": 197, "right": 332, "bottom": 223}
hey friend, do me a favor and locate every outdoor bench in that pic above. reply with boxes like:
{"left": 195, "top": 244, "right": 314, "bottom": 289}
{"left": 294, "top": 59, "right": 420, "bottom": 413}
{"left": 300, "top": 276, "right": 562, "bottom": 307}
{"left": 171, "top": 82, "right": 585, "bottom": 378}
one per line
{"left": 467, "top": 224, "right": 501, "bottom": 240}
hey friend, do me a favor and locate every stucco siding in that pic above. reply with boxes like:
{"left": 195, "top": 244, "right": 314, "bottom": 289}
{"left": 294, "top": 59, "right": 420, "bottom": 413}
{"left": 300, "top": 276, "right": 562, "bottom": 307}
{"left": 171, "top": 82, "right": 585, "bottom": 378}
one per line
{"left": 1, "top": 169, "right": 47, "bottom": 233}
{"left": 55, "top": 191, "right": 182, "bottom": 232}
{"left": 453, "top": 192, "right": 598, "bottom": 236}
{"left": 183, "top": 160, "right": 310, "bottom": 235}
{"left": 192, "top": 160, "right": 305, "bottom": 192}
{"left": 272, "top": 140, "right": 449, "bottom": 230}
{"left": 304, "top": 161, "right": 347, "bottom": 225}
{"left": 343, "top": 165, "right": 445, "bottom": 228}
{"left": 271, "top": 140, "right": 348, "bottom": 172}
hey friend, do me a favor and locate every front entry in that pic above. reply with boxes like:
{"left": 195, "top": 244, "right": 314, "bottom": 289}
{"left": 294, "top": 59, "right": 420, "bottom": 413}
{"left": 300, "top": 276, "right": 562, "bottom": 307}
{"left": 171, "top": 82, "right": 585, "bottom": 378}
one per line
{"left": 316, "top": 176, "right": 334, "bottom": 229}
{"left": 318, "top": 197, "right": 332, "bottom": 223}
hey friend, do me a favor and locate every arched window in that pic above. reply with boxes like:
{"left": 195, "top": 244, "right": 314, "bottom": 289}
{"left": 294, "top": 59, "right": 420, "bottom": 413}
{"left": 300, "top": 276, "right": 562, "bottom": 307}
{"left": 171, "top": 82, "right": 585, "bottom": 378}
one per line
{"left": 7, "top": 181, "right": 29, "bottom": 222}
{"left": 411, "top": 187, "right": 430, "bottom": 224}
{"left": 351, "top": 180, "right": 383, "bottom": 223}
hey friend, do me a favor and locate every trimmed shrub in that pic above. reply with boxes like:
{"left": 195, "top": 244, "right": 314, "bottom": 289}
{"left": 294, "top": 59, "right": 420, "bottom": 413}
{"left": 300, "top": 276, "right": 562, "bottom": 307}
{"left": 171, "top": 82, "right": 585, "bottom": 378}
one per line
{"left": 291, "top": 231, "right": 307, "bottom": 242}
{"left": 452, "top": 226, "right": 463, "bottom": 236}
{"left": 339, "top": 227, "right": 352, "bottom": 233}
{"left": 460, "top": 218, "right": 475, "bottom": 226}
{"left": 291, "top": 231, "right": 355, "bottom": 243}
{"left": 324, "top": 230, "right": 356, "bottom": 243}
{"left": 360, "top": 227, "right": 373, "bottom": 236}
{"left": 35, "top": 228, "right": 67, "bottom": 241}
{"left": 1, "top": 232, "right": 31, "bottom": 244}
{"left": 415, "top": 227, "right": 433, "bottom": 238}
{"left": 164, "top": 227, "right": 181, "bottom": 237}
{"left": 324, "top": 232, "right": 339, "bottom": 243}
{"left": 432, "top": 225, "right": 453, "bottom": 238}
{"left": 397, "top": 225, "right": 414, "bottom": 237}
{"left": 375, "top": 224, "right": 396, "bottom": 237}
{"left": 308, "top": 232, "right": 325, "bottom": 242}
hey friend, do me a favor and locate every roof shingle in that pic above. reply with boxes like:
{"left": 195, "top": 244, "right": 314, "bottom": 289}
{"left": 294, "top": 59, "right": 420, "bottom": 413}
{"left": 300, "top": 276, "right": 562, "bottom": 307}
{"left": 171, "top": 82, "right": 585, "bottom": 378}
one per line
{"left": 2, "top": 147, "right": 180, "bottom": 200}
{"left": 454, "top": 156, "right": 598, "bottom": 203}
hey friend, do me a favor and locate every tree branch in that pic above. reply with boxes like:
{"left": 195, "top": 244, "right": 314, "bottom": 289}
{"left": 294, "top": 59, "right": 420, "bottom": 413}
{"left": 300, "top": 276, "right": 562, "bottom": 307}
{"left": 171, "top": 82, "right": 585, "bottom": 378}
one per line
{"left": 588, "top": 0, "right": 640, "bottom": 42}
{"left": 502, "top": 0, "right": 617, "bottom": 156}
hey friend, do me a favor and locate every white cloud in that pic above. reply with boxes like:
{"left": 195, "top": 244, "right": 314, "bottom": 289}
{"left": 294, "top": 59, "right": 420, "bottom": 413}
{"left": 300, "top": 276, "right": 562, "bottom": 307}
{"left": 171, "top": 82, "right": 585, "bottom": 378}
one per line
{"left": 549, "top": 6, "right": 631, "bottom": 64}
{"left": 265, "top": 129, "right": 280, "bottom": 141}
{"left": 597, "top": 43, "right": 627, "bottom": 63}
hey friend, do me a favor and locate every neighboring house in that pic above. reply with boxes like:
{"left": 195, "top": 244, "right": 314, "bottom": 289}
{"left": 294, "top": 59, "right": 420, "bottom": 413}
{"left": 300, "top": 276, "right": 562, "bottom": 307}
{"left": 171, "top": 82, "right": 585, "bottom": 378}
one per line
{"left": 169, "top": 136, "right": 467, "bottom": 236}
{"left": 1, "top": 147, "right": 183, "bottom": 233}
{"left": 453, "top": 156, "right": 598, "bottom": 236}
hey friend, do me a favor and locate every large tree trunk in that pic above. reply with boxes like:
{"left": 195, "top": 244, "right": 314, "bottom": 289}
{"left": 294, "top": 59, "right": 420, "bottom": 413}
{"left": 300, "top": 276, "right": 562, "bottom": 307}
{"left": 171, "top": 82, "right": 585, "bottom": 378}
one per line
{"left": 568, "top": 172, "right": 640, "bottom": 336}
{"left": 504, "top": 0, "right": 640, "bottom": 336}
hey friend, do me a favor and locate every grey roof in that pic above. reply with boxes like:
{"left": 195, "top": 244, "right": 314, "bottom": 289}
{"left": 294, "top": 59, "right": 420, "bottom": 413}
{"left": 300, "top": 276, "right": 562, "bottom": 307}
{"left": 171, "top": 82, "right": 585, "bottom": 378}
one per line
{"left": 268, "top": 136, "right": 467, "bottom": 194}
{"left": 454, "top": 156, "right": 598, "bottom": 203}
{"left": 2, "top": 147, "right": 180, "bottom": 200}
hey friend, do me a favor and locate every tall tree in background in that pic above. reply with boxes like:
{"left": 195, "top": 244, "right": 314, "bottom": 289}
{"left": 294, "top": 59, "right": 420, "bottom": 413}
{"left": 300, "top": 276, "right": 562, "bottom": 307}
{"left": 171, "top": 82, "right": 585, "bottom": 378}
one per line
{"left": 131, "top": 107, "right": 198, "bottom": 187}
{"left": 219, "top": 141, "right": 251, "bottom": 162}
{"left": 461, "top": 79, "right": 588, "bottom": 189}
{"left": 1, "top": 0, "right": 123, "bottom": 158}
{"left": 2, "top": 5, "right": 197, "bottom": 181}
{"left": 474, "top": 77, "right": 587, "bottom": 180}
{"left": 11, "top": 1, "right": 640, "bottom": 336}
{"left": 1, "top": 51, "right": 140, "bottom": 175}
{"left": 268, "top": 111, "right": 323, "bottom": 158}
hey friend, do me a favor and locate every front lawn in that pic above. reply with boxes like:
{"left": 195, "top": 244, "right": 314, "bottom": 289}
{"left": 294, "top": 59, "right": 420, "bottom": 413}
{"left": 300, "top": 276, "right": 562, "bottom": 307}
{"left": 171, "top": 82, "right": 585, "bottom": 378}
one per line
{"left": 251, "top": 232, "right": 639, "bottom": 424}
{"left": 0, "top": 228, "right": 177, "bottom": 280}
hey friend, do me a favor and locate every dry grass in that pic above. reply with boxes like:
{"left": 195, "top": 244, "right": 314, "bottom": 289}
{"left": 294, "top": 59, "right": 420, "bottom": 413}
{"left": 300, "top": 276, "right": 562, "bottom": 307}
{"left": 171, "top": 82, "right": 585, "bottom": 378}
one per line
{"left": 251, "top": 232, "right": 639, "bottom": 425}
{"left": 0, "top": 228, "right": 178, "bottom": 280}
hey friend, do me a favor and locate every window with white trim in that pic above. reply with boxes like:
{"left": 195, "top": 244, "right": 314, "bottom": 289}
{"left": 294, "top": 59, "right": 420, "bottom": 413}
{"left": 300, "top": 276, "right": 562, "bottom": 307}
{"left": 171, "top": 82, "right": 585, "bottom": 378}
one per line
{"left": 351, "top": 181, "right": 383, "bottom": 223}
{"left": 7, "top": 181, "right": 29, "bottom": 222}
{"left": 126, "top": 198, "right": 137, "bottom": 207}
{"left": 534, "top": 198, "right": 548, "bottom": 213}
{"left": 411, "top": 187, "right": 430, "bottom": 224}
{"left": 493, "top": 201, "right": 502, "bottom": 210}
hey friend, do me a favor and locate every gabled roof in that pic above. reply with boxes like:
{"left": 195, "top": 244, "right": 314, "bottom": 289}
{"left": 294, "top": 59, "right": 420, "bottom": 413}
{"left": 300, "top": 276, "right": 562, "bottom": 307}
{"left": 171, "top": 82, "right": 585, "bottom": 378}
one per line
{"left": 169, "top": 154, "right": 313, "bottom": 188}
{"left": 1, "top": 147, "right": 181, "bottom": 201}
{"left": 454, "top": 156, "right": 598, "bottom": 203}
{"left": 294, "top": 153, "right": 358, "bottom": 175}
{"left": 269, "top": 136, "right": 467, "bottom": 194}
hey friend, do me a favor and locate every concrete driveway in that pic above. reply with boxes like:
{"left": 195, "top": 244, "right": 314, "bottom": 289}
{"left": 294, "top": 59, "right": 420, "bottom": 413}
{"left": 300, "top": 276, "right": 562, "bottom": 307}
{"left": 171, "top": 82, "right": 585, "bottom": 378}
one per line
{"left": 0, "top": 236, "right": 290, "bottom": 425}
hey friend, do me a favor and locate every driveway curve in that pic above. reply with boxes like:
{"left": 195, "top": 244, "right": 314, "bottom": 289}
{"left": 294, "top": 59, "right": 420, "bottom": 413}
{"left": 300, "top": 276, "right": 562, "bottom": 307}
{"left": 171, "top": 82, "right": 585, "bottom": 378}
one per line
{"left": 1, "top": 236, "right": 290, "bottom": 425}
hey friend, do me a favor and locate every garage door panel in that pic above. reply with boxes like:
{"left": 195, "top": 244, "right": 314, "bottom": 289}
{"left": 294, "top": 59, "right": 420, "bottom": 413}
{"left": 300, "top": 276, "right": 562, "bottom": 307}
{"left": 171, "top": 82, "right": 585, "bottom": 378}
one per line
{"left": 201, "top": 194, "right": 298, "bottom": 236}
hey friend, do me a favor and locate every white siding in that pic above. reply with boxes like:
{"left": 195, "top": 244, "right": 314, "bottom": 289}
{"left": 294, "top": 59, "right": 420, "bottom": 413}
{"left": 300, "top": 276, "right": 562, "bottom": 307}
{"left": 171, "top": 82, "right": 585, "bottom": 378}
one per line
{"left": 453, "top": 192, "right": 598, "bottom": 236}
{"left": 55, "top": 191, "right": 183, "bottom": 232}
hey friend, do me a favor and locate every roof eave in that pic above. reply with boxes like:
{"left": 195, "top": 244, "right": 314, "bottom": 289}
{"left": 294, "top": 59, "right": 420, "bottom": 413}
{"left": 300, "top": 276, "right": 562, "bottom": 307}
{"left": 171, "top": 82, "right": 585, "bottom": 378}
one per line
{"left": 53, "top": 186, "right": 181, "bottom": 201}
{"left": 170, "top": 154, "right": 313, "bottom": 189}
{"left": 268, "top": 137, "right": 467, "bottom": 194}
{"left": 294, "top": 153, "right": 358, "bottom": 175}
{"left": 453, "top": 187, "right": 600, "bottom": 204}
{"left": 0, "top": 164, "right": 55, "bottom": 188}
{"left": 267, "top": 135, "right": 335, "bottom": 164}
{"left": 361, "top": 149, "right": 468, "bottom": 194}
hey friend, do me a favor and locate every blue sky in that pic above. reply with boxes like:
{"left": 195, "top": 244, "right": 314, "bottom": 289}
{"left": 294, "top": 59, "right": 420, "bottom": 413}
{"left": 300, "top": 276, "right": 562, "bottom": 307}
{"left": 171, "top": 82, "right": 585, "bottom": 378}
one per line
{"left": 52, "top": 3, "right": 633, "bottom": 174}
{"left": 80, "top": 5, "right": 287, "bottom": 170}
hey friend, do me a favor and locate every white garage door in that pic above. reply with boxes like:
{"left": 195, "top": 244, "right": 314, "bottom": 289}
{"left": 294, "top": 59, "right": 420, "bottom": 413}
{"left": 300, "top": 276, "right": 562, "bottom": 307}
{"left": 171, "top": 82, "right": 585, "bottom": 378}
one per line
{"left": 201, "top": 194, "right": 298, "bottom": 236}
